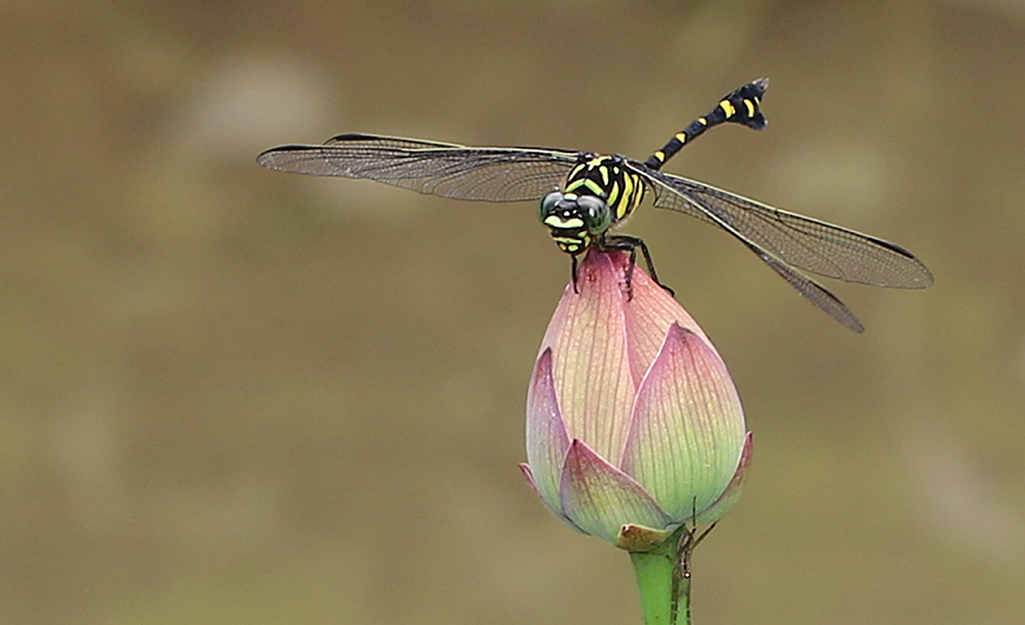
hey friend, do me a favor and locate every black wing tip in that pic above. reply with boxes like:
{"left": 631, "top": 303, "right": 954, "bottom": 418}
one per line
{"left": 255, "top": 144, "right": 312, "bottom": 168}
{"left": 324, "top": 132, "right": 377, "bottom": 144}
{"left": 257, "top": 134, "right": 382, "bottom": 162}
{"left": 864, "top": 236, "right": 935, "bottom": 289}
{"left": 255, "top": 147, "right": 278, "bottom": 168}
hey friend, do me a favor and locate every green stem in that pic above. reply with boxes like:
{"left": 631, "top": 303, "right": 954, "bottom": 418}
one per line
{"left": 629, "top": 525, "right": 691, "bottom": 625}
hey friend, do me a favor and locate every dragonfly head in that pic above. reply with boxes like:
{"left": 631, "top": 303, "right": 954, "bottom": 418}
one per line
{"left": 538, "top": 190, "right": 612, "bottom": 255}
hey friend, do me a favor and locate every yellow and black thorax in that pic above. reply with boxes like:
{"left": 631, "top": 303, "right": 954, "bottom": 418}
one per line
{"left": 538, "top": 154, "right": 646, "bottom": 255}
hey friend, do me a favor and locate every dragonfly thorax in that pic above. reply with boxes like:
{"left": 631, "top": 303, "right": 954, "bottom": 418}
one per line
{"left": 538, "top": 190, "right": 611, "bottom": 255}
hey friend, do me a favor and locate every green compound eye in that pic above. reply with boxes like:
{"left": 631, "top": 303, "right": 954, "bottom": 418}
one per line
{"left": 538, "top": 191, "right": 563, "bottom": 223}
{"left": 575, "top": 195, "right": 611, "bottom": 235}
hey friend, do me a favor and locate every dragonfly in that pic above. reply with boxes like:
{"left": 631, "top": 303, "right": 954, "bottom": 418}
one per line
{"left": 257, "top": 78, "right": 933, "bottom": 332}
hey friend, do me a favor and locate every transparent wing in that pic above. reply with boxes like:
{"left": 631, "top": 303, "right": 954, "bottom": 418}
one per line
{"left": 256, "top": 133, "right": 579, "bottom": 202}
{"left": 629, "top": 163, "right": 930, "bottom": 332}
{"left": 636, "top": 165, "right": 934, "bottom": 289}
{"left": 750, "top": 246, "right": 865, "bottom": 333}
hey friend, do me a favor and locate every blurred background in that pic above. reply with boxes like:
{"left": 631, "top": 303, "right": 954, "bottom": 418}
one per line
{"left": 2, "top": 0, "right": 1023, "bottom": 623}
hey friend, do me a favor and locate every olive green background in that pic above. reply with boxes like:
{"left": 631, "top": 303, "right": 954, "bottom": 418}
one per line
{"left": 3, "top": 1, "right": 1023, "bottom": 624}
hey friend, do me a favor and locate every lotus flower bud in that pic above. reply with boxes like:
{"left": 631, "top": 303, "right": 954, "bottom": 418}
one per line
{"left": 520, "top": 251, "right": 752, "bottom": 550}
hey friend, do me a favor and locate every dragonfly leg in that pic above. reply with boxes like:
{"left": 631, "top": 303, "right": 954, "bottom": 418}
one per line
{"left": 600, "top": 235, "right": 675, "bottom": 300}
{"left": 570, "top": 254, "right": 580, "bottom": 294}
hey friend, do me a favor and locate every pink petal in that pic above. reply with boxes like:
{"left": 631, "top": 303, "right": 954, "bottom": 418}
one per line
{"left": 525, "top": 349, "right": 571, "bottom": 514}
{"left": 519, "top": 463, "right": 582, "bottom": 532}
{"left": 559, "top": 439, "right": 673, "bottom": 544}
{"left": 620, "top": 254, "right": 714, "bottom": 385}
{"left": 621, "top": 323, "right": 746, "bottom": 522}
{"left": 537, "top": 252, "right": 636, "bottom": 460}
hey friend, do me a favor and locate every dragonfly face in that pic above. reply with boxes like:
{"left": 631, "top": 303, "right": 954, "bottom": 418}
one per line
{"left": 538, "top": 154, "right": 648, "bottom": 255}
{"left": 538, "top": 190, "right": 610, "bottom": 255}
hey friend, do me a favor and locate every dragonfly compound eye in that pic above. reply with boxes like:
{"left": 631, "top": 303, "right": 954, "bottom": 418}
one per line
{"left": 575, "top": 195, "right": 611, "bottom": 235}
{"left": 538, "top": 191, "right": 565, "bottom": 223}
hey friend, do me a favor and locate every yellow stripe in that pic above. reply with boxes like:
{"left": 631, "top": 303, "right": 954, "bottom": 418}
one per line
{"left": 544, "top": 215, "right": 585, "bottom": 228}
{"left": 674, "top": 132, "right": 688, "bottom": 143}
{"left": 719, "top": 99, "right": 736, "bottom": 118}
{"left": 606, "top": 180, "right": 620, "bottom": 208}
{"left": 619, "top": 174, "right": 634, "bottom": 219}
{"left": 632, "top": 174, "right": 645, "bottom": 211}
{"left": 565, "top": 179, "right": 586, "bottom": 193}
{"left": 633, "top": 181, "right": 645, "bottom": 210}
{"left": 743, "top": 98, "right": 756, "bottom": 117}
{"left": 554, "top": 237, "right": 587, "bottom": 253}
{"left": 653, "top": 150, "right": 666, "bottom": 162}
{"left": 581, "top": 178, "right": 604, "bottom": 195}
{"left": 698, "top": 117, "right": 707, "bottom": 126}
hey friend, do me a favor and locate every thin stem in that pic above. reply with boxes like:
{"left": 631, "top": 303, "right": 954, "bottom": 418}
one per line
{"left": 631, "top": 549, "right": 673, "bottom": 624}
{"left": 629, "top": 525, "right": 690, "bottom": 625}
